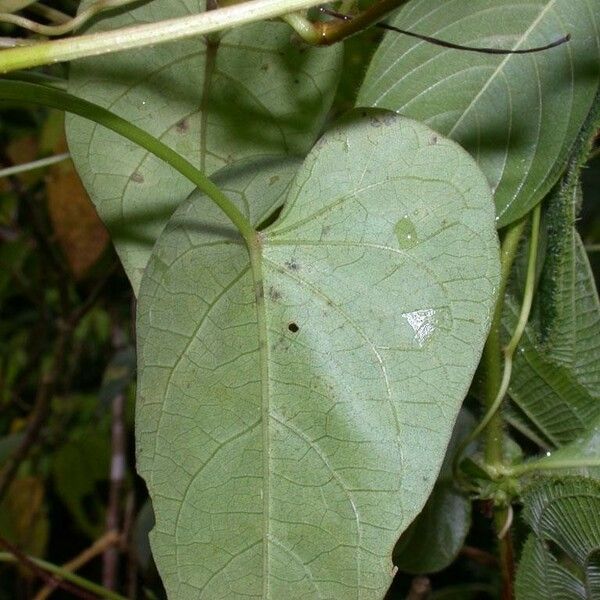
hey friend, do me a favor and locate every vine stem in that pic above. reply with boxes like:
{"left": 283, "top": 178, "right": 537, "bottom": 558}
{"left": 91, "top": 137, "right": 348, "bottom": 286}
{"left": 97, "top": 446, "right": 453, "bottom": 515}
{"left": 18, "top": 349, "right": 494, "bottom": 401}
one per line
{"left": 0, "top": 79, "right": 255, "bottom": 244}
{"left": 469, "top": 204, "right": 541, "bottom": 468}
{"left": 0, "top": 550, "right": 127, "bottom": 600}
{"left": 452, "top": 217, "right": 527, "bottom": 481}
{"left": 505, "top": 457, "right": 600, "bottom": 477}
{"left": 0, "top": 0, "right": 326, "bottom": 73}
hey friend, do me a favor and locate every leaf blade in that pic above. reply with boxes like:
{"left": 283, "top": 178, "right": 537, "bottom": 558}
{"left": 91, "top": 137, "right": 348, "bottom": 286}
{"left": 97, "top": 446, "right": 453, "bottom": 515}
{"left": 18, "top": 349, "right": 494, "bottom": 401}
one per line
{"left": 66, "top": 0, "right": 342, "bottom": 292}
{"left": 137, "top": 116, "right": 500, "bottom": 598}
{"left": 357, "top": 0, "right": 600, "bottom": 226}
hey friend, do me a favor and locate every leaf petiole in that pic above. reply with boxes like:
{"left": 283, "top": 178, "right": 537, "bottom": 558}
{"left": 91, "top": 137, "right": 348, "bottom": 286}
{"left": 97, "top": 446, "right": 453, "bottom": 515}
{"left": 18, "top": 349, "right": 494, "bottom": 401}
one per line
{"left": 0, "top": 79, "right": 255, "bottom": 242}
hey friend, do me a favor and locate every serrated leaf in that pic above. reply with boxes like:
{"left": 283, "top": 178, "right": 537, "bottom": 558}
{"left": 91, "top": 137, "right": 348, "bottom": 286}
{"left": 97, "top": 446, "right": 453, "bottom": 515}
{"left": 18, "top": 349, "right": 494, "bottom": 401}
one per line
{"left": 541, "top": 189, "right": 600, "bottom": 394}
{"left": 393, "top": 410, "right": 475, "bottom": 574}
{"left": 357, "top": 0, "right": 600, "bottom": 226}
{"left": 136, "top": 115, "right": 499, "bottom": 598}
{"left": 516, "top": 477, "right": 600, "bottom": 600}
{"left": 505, "top": 295, "right": 598, "bottom": 447}
{"left": 66, "top": 0, "right": 342, "bottom": 293}
{"left": 522, "top": 414, "right": 600, "bottom": 478}
{"left": 506, "top": 228, "right": 600, "bottom": 446}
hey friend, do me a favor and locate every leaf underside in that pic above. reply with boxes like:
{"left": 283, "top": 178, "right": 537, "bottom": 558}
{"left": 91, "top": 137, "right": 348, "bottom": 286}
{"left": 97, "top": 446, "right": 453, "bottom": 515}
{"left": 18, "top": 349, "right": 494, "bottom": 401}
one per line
{"left": 136, "top": 115, "right": 499, "bottom": 599}
{"left": 66, "top": 0, "right": 342, "bottom": 293}
{"left": 357, "top": 0, "right": 600, "bottom": 227}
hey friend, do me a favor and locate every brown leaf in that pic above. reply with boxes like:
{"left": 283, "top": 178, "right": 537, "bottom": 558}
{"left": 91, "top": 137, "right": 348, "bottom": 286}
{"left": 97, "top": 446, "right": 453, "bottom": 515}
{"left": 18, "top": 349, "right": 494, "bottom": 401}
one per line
{"left": 0, "top": 477, "right": 49, "bottom": 568}
{"left": 46, "top": 159, "right": 109, "bottom": 279}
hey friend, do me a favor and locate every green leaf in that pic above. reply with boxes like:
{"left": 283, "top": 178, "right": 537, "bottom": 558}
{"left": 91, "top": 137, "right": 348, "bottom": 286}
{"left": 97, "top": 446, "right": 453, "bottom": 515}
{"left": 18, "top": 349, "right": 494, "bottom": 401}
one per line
{"left": 393, "top": 410, "right": 475, "bottom": 574}
{"left": 357, "top": 0, "right": 600, "bottom": 227}
{"left": 516, "top": 477, "right": 600, "bottom": 600}
{"left": 52, "top": 430, "right": 110, "bottom": 538}
{"left": 506, "top": 228, "right": 600, "bottom": 446}
{"left": 541, "top": 195, "right": 600, "bottom": 394}
{"left": 136, "top": 114, "right": 499, "bottom": 598}
{"left": 505, "top": 295, "right": 598, "bottom": 447}
{"left": 518, "top": 414, "right": 600, "bottom": 478}
{"left": 66, "top": 0, "right": 342, "bottom": 293}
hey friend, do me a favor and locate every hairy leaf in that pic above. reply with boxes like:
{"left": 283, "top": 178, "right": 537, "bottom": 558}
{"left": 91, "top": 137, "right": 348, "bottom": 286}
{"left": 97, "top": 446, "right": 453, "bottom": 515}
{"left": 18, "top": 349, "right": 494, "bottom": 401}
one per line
{"left": 357, "top": 0, "right": 600, "bottom": 226}
{"left": 516, "top": 477, "right": 600, "bottom": 599}
{"left": 506, "top": 189, "right": 600, "bottom": 446}
{"left": 66, "top": 0, "right": 342, "bottom": 293}
{"left": 136, "top": 115, "right": 499, "bottom": 598}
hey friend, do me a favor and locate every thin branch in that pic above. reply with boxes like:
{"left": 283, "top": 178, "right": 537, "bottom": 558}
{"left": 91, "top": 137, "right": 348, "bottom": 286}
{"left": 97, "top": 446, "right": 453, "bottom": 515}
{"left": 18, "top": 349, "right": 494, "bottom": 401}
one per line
{"left": 0, "top": 0, "right": 328, "bottom": 73}
{"left": 0, "top": 537, "right": 97, "bottom": 600}
{"left": 103, "top": 392, "right": 126, "bottom": 589}
{"left": 0, "top": 153, "right": 70, "bottom": 179}
{"left": 33, "top": 531, "right": 121, "bottom": 600}
{"left": 0, "top": 262, "right": 117, "bottom": 501}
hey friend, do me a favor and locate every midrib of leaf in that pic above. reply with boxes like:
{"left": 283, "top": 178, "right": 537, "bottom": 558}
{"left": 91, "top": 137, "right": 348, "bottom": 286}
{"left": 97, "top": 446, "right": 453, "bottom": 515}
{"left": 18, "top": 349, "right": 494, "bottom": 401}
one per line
{"left": 248, "top": 234, "right": 271, "bottom": 598}
{"left": 447, "top": 0, "right": 557, "bottom": 139}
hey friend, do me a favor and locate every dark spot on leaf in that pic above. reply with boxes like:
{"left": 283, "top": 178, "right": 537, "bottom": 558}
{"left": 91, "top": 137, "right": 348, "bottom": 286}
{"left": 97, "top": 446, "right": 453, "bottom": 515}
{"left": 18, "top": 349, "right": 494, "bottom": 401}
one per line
{"left": 429, "top": 135, "right": 438, "bottom": 145}
{"left": 255, "top": 283, "right": 264, "bottom": 301}
{"left": 370, "top": 116, "right": 382, "bottom": 128}
{"left": 261, "top": 63, "right": 269, "bottom": 72}
{"left": 285, "top": 260, "right": 300, "bottom": 271}
{"left": 130, "top": 171, "right": 144, "bottom": 183}
{"left": 269, "top": 287, "right": 281, "bottom": 301}
{"left": 269, "top": 175, "right": 280, "bottom": 186}
{"left": 294, "top": 78, "right": 300, "bottom": 84}
{"left": 288, "top": 322, "right": 299, "bottom": 333}
{"left": 176, "top": 118, "right": 190, "bottom": 133}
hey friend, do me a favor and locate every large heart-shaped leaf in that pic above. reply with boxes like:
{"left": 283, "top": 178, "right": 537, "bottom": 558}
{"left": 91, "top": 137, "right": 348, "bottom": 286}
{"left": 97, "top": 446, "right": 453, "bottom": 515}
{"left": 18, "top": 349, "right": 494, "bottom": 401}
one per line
{"left": 66, "top": 0, "right": 342, "bottom": 293}
{"left": 392, "top": 410, "right": 475, "bottom": 575}
{"left": 357, "top": 0, "right": 600, "bottom": 227}
{"left": 136, "top": 114, "right": 499, "bottom": 598}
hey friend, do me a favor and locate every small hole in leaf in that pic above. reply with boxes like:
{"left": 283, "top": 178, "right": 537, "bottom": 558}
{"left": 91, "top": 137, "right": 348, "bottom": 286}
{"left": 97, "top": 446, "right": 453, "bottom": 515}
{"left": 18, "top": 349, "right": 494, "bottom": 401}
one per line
{"left": 288, "top": 322, "right": 299, "bottom": 333}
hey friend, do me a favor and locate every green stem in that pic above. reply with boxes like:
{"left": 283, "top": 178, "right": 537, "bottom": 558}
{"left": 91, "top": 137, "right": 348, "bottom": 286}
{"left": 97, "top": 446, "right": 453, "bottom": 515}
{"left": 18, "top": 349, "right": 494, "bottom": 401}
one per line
{"left": 0, "top": 79, "right": 255, "bottom": 242}
{"left": 281, "top": 12, "right": 320, "bottom": 44}
{"left": 452, "top": 217, "right": 527, "bottom": 480}
{"left": 0, "top": 152, "right": 70, "bottom": 178}
{"left": 479, "top": 204, "right": 541, "bottom": 466}
{"left": 506, "top": 457, "right": 600, "bottom": 477}
{"left": 0, "top": 552, "right": 127, "bottom": 600}
{"left": 482, "top": 216, "right": 530, "bottom": 466}
{"left": 0, "top": 0, "right": 326, "bottom": 73}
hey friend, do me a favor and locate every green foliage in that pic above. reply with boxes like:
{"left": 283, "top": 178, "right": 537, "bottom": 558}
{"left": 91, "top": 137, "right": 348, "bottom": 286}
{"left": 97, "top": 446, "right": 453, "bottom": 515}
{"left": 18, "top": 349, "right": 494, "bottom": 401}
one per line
{"left": 516, "top": 477, "right": 600, "bottom": 599}
{"left": 357, "top": 0, "right": 600, "bottom": 226}
{"left": 0, "top": 0, "right": 600, "bottom": 598}
{"left": 392, "top": 410, "right": 475, "bottom": 574}
{"left": 136, "top": 115, "right": 498, "bottom": 597}
{"left": 67, "top": 0, "right": 343, "bottom": 293}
